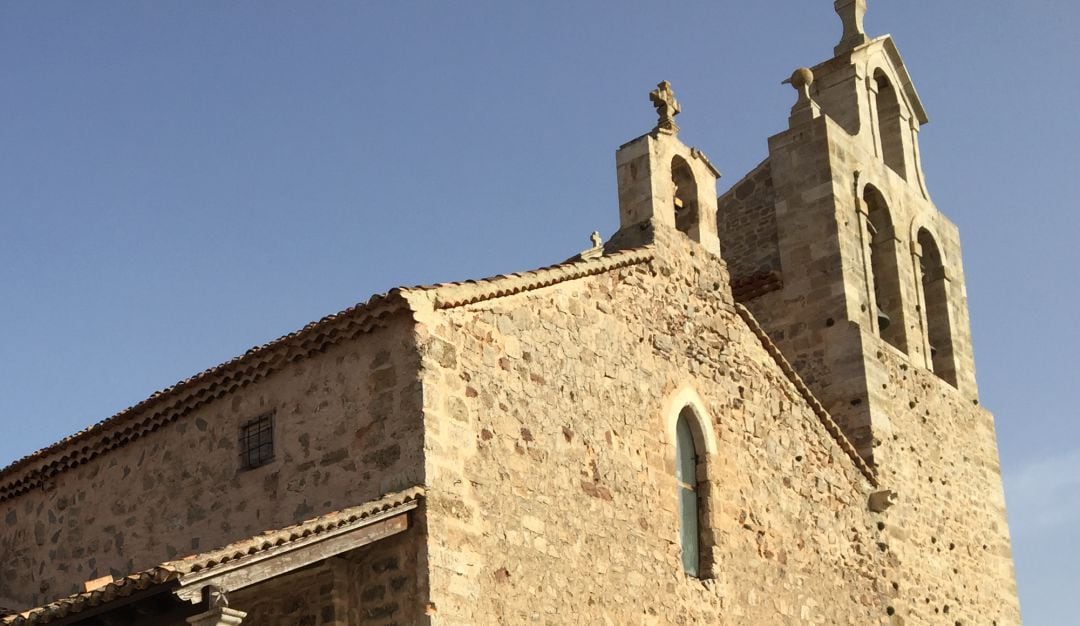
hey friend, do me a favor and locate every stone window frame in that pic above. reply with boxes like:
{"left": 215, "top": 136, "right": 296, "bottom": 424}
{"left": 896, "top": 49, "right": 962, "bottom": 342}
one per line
{"left": 664, "top": 387, "right": 718, "bottom": 580}
{"left": 239, "top": 411, "right": 276, "bottom": 471}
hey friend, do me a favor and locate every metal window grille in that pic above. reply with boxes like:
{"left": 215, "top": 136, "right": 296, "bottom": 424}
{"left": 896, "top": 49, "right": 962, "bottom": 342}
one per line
{"left": 239, "top": 412, "right": 275, "bottom": 470}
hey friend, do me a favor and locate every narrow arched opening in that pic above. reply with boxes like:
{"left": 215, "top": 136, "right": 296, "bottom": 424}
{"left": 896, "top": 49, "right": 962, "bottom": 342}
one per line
{"left": 865, "top": 186, "right": 907, "bottom": 353}
{"left": 671, "top": 156, "right": 699, "bottom": 238}
{"left": 917, "top": 229, "right": 957, "bottom": 386}
{"left": 874, "top": 70, "right": 907, "bottom": 179}
{"left": 675, "top": 405, "right": 708, "bottom": 578}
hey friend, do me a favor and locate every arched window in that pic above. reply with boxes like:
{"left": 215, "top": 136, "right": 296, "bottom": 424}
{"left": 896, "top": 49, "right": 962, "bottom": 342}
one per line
{"left": 675, "top": 407, "right": 703, "bottom": 577}
{"left": 865, "top": 186, "right": 907, "bottom": 353}
{"left": 671, "top": 156, "right": 699, "bottom": 238}
{"left": 917, "top": 229, "right": 957, "bottom": 386}
{"left": 873, "top": 71, "right": 907, "bottom": 179}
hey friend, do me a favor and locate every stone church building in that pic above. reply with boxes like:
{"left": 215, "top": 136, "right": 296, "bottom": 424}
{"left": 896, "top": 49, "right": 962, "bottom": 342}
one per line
{"left": 1, "top": 2, "right": 1019, "bottom": 624}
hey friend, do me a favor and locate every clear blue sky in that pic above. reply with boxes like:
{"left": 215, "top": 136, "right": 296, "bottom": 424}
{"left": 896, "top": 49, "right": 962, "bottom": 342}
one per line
{"left": 1, "top": 1, "right": 1076, "bottom": 622}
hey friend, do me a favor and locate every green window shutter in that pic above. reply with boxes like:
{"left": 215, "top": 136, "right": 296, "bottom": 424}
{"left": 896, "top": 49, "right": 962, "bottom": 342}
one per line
{"left": 676, "top": 414, "right": 700, "bottom": 577}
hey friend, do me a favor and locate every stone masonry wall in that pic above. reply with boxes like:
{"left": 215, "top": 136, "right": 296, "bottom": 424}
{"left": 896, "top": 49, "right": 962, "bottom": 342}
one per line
{"left": 417, "top": 230, "right": 893, "bottom": 625}
{"left": 0, "top": 314, "right": 425, "bottom": 609}
{"left": 863, "top": 334, "right": 1019, "bottom": 625}
{"left": 736, "top": 115, "right": 881, "bottom": 461}
{"left": 716, "top": 159, "right": 781, "bottom": 280}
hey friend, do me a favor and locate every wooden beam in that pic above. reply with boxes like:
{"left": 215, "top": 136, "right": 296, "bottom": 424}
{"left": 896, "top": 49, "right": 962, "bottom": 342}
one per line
{"left": 174, "top": 510, "right": 411, "bottom": 604}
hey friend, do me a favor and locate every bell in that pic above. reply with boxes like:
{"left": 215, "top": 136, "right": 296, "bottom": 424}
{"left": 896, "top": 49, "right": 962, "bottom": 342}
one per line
{"left": 876, "top": 306, "right": 891, "bottom": 331}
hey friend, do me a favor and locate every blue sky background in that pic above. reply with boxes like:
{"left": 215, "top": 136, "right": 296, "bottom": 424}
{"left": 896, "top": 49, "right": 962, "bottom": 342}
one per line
{"left": 0, "top": 1, "right": 1076, "bottom": 622}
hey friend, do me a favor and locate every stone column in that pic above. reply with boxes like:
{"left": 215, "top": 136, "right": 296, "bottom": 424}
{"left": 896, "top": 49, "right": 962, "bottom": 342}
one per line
{"left": 186, "top": 607, "right": 247, "bottom": 626}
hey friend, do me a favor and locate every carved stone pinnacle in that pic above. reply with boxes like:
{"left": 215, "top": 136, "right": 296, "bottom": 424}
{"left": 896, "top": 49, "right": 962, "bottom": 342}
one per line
{"left": 782, "top": 68, "right": 821, "bottom": 126}
{"left": 834, "top": 0, "right": 870, "bottom": 55}
{"left": 649, "top": 81, "right": 681, "bottom": 134}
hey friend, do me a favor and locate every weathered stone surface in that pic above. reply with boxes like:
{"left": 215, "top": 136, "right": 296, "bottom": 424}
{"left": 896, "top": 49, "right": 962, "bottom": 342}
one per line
{"left": 420, "top": 228, "right": 890, "bottom": 624}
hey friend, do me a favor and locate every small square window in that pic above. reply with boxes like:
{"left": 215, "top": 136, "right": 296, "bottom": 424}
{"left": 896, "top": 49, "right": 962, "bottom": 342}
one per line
{"left": 239, "top": 412, "right": 275, "bottom": 470}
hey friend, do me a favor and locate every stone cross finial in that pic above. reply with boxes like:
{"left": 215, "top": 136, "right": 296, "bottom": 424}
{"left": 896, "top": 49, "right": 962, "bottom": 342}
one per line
{"left": 834, "top": 0, "right": 870, "bottom": 55}
{"left": 580, "top": 230, "right": 604, "bottom": 260}
{"left": 649, "top": 81, "right": 681, "bottom": 133}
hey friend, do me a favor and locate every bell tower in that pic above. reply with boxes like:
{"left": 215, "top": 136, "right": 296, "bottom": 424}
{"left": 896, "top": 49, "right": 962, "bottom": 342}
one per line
{"left": 717, "top": 5, "right": 1019, "bottom": 621}
{"left": 717, "top": 2, "right": 977, "bottom": 463}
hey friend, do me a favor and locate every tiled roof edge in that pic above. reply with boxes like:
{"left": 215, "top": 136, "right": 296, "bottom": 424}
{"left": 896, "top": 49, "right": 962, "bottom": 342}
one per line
{"left": 0, "top": 569, "right": 176, "bottom": 625}
{"left": 169, "top": 486, "right": 423, "bottom": 576}
{"left": 426, "top": 246, "right": 655, "bottom": 309}
{"left": 734, "top": 304, "right": 878, "bottom": 486}
{"left": 0, "top": 291, "right": 412, "bottom": 500}
{"left": 2, "top": 488, "right": 424, "bottom": 625}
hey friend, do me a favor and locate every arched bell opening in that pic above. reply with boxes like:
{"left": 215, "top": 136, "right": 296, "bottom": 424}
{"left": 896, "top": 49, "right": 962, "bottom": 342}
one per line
{"left": 865, "top": 185, "right": 908, "bottom": 353}
{"left": 917, "top": 229, "right": 957, "bottom": 386}
{"left": 671, "top": 155, "right": 700, "bottom": 238}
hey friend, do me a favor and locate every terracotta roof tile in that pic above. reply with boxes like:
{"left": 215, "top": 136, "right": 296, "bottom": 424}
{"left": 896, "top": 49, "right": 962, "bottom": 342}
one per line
{"left": 417, "top": 246, "right": 654, "bottom": 309}
{"left": 1, "top": 487, "right": 424, "bottom": 625}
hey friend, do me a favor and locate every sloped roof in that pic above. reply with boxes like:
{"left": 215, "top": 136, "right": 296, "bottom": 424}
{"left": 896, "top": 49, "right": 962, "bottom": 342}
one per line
{"left": 422, "top": 247, "right": 654, "bottom": 309}
{"left": 1, "top": 487, "right": 424, "bottom": 625}
{"left": 0, "top": 241, "right": 875, "bottom": 502}
{"left": 0, "top": 246, "right": 655, "bottom": 501}
{"left": 0, "top": 290, "right": 409, "bottom": 502}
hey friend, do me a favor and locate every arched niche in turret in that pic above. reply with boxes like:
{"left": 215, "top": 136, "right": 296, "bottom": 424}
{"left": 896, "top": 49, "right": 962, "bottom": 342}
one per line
{"left": 871, "top": 68, "right": 907, "bottom": 179}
